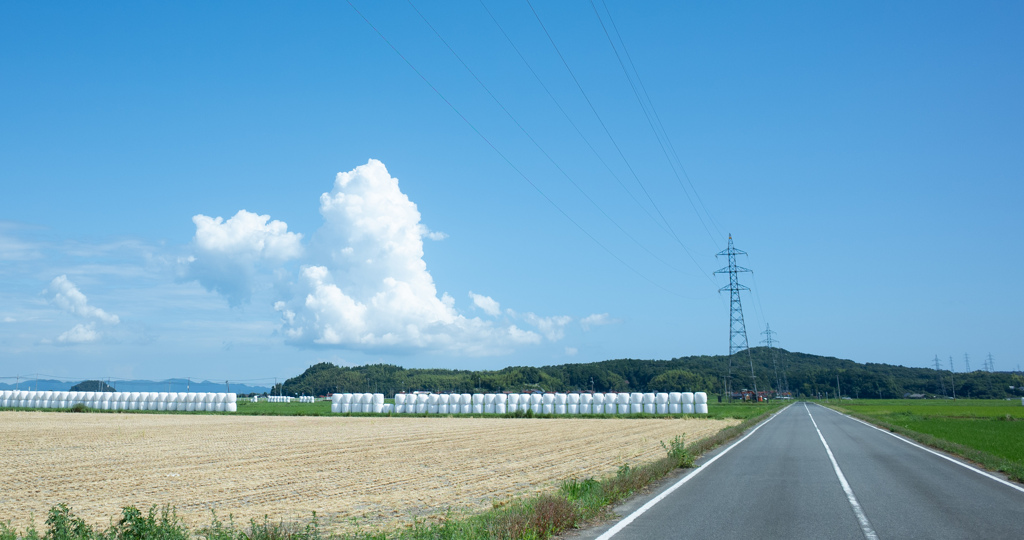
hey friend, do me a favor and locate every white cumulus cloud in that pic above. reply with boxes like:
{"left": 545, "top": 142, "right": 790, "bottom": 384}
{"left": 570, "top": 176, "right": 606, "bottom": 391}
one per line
{"left": 565, "top": 346, "right": 578, "bottom": 356}
{"left": 58, "top": 323, "right": 99, "bottom": 344}
{"left": 523, "top": 313, "right": 572, "bottom": 341}
{"left": 273, "top": 159, "right": 547, "bottom": 354}
{"left": 47, "top": 275, "right": 119, "bottom": 324}
{"left": 46, "top": 275, "right": 119, "bottom": 344}
{"left": 182, "top": 209, "right": 303, "bottom": 306}
{"left": 580, "top": 313, "right": 612, "bottom": 331}
{"left": 469, "top": 292, "right": 501, "bottom": 316}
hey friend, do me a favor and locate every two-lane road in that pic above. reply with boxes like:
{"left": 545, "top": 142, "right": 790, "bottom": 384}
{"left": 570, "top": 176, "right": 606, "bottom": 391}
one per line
{"left": 579, "top": 403, "right": 1024, "bottom": 539}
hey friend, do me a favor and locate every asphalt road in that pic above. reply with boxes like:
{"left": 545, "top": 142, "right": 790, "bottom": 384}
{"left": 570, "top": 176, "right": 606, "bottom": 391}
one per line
{"left": 576, "top": 402, "right": 1024, "bottom": 540}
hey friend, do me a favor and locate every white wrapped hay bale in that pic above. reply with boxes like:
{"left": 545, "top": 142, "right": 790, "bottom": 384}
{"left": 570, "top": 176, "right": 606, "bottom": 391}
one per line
{"left": 530, "top": 394, "right": 543, "bottom": 413}
{"left": 507, "top": 393, "right": 519, "bottom": 413}
{"left": 696, "top": 403, "right": 709, "bottom": 414}
{"left": 580, "top": 393, "right": 593, "bottom": 414}
{"left": 542, "top": 394, "right": 554, "bottom": 414}
{"left": 656, "top": 393, "right": 669, "bottom": 414}
{"left": 642, "top": 393, "right": 655, "bottom": 405}
{"left": 644, "top": 403, "right": 655, "bottom": 414}
{"left": 681, "top": 392, "right": 694, "bottom": 405}
{"left": 617, "top": 393, "right": 630, "bottom": 414}
{"left": 484, "top": 394, "right": 496, "bottom": 414}
{"left": 598, "top": 395, "right": 614, "bottom": 416}
{"left": 683, "top": 403, "right": 694, "bottom": 414}
{"left": 695, "top": 392, "right": 708, "bottom": 405}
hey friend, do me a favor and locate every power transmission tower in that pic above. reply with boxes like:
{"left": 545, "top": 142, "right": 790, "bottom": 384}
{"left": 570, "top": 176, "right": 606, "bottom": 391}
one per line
{"left": 933, "top": 355, "right": 946, "bottom": 397}
{"left": 986, "top": 353, "right": 995, "bottom": 372}
{"left": 761, "top": 324, "right": 784, "bottom": 396}
{"left": 715, "top": 234, "right": 757, "bottom": 399}
{"left": 949, "top": 356, "right": 957, "bottom": 400}
{"left": 964, "top": 353, "right": 971, "bottom": 373}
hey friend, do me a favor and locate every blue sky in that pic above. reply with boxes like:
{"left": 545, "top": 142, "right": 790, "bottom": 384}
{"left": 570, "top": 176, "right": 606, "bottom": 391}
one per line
{"left": 1, "top": 1, "right": 1021, "bottom": 383}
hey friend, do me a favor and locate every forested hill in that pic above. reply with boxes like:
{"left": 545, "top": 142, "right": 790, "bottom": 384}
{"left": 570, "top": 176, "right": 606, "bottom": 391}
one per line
{"left": 278, "top": 348, "right": 1024, "bottom": 400}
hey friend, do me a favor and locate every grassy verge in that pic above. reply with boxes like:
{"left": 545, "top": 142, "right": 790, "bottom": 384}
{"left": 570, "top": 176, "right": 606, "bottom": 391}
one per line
{"left": 825, "top": 401, "right": 1024, "bottom": 483}
{"left": 1, "top": 404, "right": 783, "bottom": 540}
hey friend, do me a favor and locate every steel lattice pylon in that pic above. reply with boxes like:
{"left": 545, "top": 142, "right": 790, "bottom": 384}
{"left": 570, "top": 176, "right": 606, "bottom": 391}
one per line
{"left": 715, "top": 234, "right": 756, "bottom": 398}
{"left": 715, "top": 234, "right": 751, "bottom": 355}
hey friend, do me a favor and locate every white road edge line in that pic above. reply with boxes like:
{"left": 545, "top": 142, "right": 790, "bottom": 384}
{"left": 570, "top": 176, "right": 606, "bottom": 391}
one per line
{"left": 804, "top": 403, "right": 879, "bottom": 540}
{"left": 816, "top": 403, "right": 1024, "bottom": 495}
{"left": 594, "top": 403, "right": 793, "bottom": 540}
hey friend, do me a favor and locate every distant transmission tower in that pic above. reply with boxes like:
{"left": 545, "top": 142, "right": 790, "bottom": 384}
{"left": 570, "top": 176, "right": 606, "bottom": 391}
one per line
{"left": 986, "top": 353, "right": 995, "bottom": 372}
{"left": 761, "top": 324, "right": 784, "bottom": 395}
{"left": 933, "top": 355, "right": 946, "bottom": 397}
{"left": 964, "top": 353, "right": 971, "bottom": 373}
{"left": 949, "top": 356, "right": 957, "bottom": 400}
{"left": 715, "top": 234, "right": 757, "bottom": 399}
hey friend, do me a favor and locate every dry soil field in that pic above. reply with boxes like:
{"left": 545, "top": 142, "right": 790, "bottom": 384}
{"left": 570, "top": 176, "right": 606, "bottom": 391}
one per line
{"left": 0, "top": 411, "right": 737, "bottom": 533}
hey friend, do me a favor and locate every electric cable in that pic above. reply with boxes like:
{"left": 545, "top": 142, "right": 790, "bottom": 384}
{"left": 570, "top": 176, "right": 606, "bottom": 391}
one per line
{"left": 347, "top": 0, "right": 689, "bottom": 298}
{"left": 598, "top": 0, "right": 727, "bottom": 241}
{"left": 409, "top": 0, "right": 696, "bottom": 278}
{"left": 525, "top": 0, "right": 716, "bottom": 286}
{"left": 589, "top": 0, "right": 720, "bottom": 246}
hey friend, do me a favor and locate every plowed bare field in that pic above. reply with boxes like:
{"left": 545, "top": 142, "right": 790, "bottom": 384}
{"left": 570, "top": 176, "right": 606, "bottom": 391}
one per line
{"left": 0, "top": 411, "right": 737, "bottom": 533}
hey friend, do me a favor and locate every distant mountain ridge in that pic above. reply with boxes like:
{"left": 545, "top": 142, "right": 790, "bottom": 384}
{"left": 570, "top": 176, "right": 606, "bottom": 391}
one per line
{"left": 0, "top": 378, "right": 271, "bottom": 394}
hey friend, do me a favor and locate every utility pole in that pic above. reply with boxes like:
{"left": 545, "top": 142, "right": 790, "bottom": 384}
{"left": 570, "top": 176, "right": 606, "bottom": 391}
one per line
{"left": 715, "top": 234, "right": 756, "bottom": 400}
{"left": 933, "top": 355, "right": 946, "bottom": 397}
{"left": 949, "top": 356, "right": 957, "bottom": 400}
{"left": 761, "top": 324, "right": 784, "bottom": 396}
{"left": 837, "top": 374, "right": 842, "bottom": 399}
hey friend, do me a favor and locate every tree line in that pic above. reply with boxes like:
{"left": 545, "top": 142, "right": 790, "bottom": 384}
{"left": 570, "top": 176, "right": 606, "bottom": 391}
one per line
{"left": 276, "top": 348, "right": 1024, "bottom": 400}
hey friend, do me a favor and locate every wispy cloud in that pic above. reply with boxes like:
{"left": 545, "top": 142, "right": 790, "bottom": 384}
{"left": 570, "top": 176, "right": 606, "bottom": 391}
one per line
{"left": 45, "top": 275, "right": 120, "bottom": 344}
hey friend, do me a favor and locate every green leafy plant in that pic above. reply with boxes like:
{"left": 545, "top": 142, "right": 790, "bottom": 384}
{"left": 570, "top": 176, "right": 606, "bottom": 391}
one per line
{"left": 661, "top": 435, "right": 695, "bottom": 468}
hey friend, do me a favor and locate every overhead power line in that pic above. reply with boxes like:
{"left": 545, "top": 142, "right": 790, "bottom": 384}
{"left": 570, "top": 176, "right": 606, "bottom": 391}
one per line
{"left": 589, "top": 0, "right": 723, "bottom": 246}
{"left": 477, "top": 0, "right": 687, "bottom": 263}
{"left": 346, "top": 0, "right": 687, "bottom": 298}
{"left": 409, "top": 0, "right": 695, "bottom": 279}
{"left": 525, "top": 0, "right": 715, "bottom": 285}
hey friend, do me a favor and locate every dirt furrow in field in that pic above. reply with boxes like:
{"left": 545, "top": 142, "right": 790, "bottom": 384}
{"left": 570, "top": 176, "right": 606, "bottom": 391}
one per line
{"left": 0, "top": 412, "right": 737, "bottom": 534}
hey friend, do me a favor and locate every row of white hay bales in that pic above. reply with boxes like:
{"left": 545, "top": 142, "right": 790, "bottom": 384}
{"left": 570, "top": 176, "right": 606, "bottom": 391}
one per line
{"left": 330, "top": 393, "right": 392, "bottom": 413}
{"left": 262, "top": 396, "right": 294, "bottom": 403}
{"left": 0, "top": 390, "right": 238, "bottom": 412}
{"left": 383, "top": 391, "right": 708, "bottom": 415}
{"left": 298, "top": 396, "right": 315, "bottom": 403}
